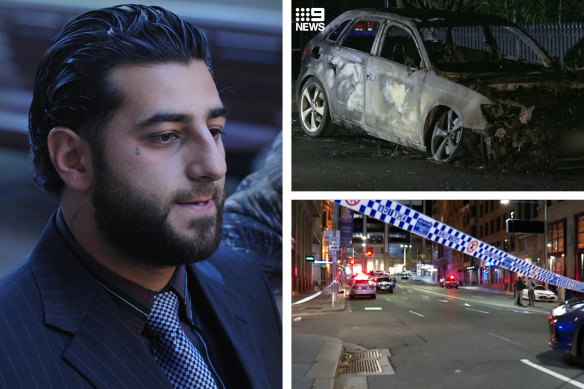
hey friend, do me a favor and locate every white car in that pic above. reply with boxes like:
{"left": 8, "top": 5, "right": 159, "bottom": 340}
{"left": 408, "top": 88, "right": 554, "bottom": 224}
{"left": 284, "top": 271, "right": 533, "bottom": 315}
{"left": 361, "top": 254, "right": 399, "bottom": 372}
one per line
{"left": 349, "top": 278, "right": 376, "bottom": 299}
{"left": 522, "top": 285, "right": 556, "bottom": 302}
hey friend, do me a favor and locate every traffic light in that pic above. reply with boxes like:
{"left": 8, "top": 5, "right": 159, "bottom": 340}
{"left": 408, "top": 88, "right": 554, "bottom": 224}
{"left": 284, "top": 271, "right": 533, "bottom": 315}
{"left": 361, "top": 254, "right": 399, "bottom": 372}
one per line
{"left": 366, "top": 249, "right": 373, "bottom": 257}
{"left": 349, "top": 258, "right": 355, "bottom": 265}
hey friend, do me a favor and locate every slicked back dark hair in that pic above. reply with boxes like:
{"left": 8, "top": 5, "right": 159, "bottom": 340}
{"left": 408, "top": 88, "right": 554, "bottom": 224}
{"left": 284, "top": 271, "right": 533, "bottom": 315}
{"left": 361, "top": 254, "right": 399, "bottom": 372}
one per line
{"left": 29, "top": 4, "right": 212, "bottom": 194}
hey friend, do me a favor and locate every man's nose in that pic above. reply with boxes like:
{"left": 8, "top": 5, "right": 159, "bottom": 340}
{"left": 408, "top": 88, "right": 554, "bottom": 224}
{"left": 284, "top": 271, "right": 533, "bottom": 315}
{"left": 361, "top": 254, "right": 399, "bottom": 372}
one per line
{"left": 184, "top": 130, "right": 227, "bottom": 183}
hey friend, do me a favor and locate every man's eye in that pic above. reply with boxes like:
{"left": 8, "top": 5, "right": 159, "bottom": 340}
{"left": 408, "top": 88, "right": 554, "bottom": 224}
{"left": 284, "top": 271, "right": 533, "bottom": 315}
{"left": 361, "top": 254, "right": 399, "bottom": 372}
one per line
{"left": 151, "top": 133, "right": 178, "bottom": 143}
{"left": 210, "top": 128, "right": 225, "bottom": 139}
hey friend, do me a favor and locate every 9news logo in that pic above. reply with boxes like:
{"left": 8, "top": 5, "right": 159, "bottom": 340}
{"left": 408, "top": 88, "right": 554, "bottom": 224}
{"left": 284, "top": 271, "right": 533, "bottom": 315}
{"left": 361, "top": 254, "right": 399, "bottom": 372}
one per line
{"left": 295, "top": 8, "right": 325, "bottom": 31}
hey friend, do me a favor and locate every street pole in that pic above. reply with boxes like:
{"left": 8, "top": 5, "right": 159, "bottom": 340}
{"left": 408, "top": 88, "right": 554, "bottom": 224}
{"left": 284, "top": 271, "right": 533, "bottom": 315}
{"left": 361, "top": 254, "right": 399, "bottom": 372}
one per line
{"left": 332, "top": 203, "right": 338, "bottom": 307}
{"left": 544, "top": 200, "right": 548, "bottom": 271}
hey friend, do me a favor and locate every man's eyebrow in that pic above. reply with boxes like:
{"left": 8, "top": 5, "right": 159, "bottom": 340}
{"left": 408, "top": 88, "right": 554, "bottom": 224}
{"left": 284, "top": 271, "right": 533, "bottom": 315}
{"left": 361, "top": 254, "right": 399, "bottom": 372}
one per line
{"left": 209, "top": 106, "right": 227, "bottom": 119}
{"left": 136, "top": 113, "right": 193, "bottom": 129}
{"left": 135, "top": 107, "right": 227, "bottom": 130}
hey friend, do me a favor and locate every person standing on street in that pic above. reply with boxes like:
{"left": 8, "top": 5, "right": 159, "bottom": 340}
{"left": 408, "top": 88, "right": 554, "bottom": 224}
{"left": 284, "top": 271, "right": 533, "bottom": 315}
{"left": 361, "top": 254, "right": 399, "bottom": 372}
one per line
{"left": 0, "top": 5, "right": 281, "bottom": 389}
{"left": 527, "top": 277, "right": 537, "bottom": 306}
{"left": 515, "top": 276, "right": 526, "bottom": 306}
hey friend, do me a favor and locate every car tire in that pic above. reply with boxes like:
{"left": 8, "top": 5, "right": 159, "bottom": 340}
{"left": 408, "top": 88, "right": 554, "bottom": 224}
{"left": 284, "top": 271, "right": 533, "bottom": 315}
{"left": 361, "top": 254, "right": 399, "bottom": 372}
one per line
{"left": 298, "top": 77, "right": 332, "bottom": 137}
{"left": 430, "top": 108, "right": 463, "bottom": 163}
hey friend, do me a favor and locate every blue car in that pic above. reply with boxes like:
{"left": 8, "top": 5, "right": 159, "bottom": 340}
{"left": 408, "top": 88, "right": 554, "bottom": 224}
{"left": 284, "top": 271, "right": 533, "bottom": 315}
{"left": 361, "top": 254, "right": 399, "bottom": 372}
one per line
{"left": 548, "top": 298, "right": 584, "bottom": 361}
{"left": 375, "top": 276, "right": 395, "bottom": 294}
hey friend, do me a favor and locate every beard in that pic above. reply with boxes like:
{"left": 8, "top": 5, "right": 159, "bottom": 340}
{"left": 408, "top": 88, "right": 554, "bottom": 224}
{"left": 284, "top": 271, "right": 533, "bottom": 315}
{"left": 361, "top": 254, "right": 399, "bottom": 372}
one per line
{"left": 91, "top": 156, "right": 225, "bottom": 269}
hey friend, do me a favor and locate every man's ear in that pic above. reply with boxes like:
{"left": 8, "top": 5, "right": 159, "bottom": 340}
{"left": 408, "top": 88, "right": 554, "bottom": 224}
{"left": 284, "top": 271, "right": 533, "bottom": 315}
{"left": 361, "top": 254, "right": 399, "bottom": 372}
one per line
{"left": 47, "top": 126, "right": 94, "bottom": 192}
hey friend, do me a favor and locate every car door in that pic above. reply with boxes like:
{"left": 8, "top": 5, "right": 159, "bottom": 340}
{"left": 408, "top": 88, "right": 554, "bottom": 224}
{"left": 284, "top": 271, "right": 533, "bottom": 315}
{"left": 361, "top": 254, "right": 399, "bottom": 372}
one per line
{"left": 364, "top": 22, "right": 427, "bottom": 146}
{"left": 324, "top": 18, "right": 383, "bottom": 126}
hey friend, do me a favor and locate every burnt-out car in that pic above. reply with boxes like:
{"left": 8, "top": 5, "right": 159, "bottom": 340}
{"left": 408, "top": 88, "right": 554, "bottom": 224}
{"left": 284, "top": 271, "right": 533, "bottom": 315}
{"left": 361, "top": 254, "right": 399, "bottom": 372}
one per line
{"left": 296, "top": 8, "right": 584, "bottom": 168}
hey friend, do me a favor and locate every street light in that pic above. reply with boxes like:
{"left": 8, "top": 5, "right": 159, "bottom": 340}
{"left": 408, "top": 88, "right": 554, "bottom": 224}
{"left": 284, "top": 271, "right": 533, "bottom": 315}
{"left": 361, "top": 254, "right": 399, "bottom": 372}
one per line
{"left": 400, "top": 244, "right": 411, "bottom": 267}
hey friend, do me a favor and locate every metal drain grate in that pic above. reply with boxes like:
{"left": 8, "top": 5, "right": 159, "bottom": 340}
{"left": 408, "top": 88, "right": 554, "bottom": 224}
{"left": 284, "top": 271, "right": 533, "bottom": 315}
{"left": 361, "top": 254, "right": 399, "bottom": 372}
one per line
{"left": 339, "top": 348, "right": 393, "bottom": 376}
{"left": 345, "top": 359, "right": 383, "bottom": 374}
{"left": 354, "top": 350, "right": 383, "bottom": 360}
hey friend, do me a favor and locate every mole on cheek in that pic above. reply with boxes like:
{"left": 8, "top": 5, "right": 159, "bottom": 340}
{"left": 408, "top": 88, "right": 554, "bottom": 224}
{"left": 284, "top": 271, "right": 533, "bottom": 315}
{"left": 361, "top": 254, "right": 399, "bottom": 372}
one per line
{"left": 135, "top": 147, "right": 141, "bottom": 156}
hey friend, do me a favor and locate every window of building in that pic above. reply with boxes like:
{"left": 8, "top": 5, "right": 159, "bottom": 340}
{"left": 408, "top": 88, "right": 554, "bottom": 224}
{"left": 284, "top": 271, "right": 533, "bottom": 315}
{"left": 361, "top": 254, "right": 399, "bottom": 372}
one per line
{"left": 577, "top": 214, "right": 584, "bottom": 250}
{"left": 548, "top": 220, "right": 566, "bottom": 255}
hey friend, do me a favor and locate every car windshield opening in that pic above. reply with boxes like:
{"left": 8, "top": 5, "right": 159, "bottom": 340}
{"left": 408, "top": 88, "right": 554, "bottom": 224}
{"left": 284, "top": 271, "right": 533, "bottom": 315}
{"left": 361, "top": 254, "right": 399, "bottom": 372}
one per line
{"left": 420, "top": 24, "right": 552, "bottom": 73}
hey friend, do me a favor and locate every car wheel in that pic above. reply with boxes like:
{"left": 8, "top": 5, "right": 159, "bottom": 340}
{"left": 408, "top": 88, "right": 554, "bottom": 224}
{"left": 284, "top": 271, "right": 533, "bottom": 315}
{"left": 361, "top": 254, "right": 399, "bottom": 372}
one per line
{"left": 430, "top": 108, "right": 463, "bottom": 163}
{"left": 299, "top": 77, "right": 331, "bottom": 137}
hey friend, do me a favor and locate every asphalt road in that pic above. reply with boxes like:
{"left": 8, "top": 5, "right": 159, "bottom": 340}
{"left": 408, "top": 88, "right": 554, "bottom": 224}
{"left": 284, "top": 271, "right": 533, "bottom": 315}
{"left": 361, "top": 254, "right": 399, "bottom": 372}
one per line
{"left": 291, "top": 120, "right": 584, "bottom": 191}
{"left": 292, "top": 280, "right": 583, "bottom": 388}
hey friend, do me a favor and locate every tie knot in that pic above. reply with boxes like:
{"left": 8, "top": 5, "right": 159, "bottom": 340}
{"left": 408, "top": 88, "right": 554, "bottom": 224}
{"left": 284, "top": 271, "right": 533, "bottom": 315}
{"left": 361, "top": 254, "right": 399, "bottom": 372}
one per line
{"left": 146, "top": 291, "right": 181, "bottom": 335}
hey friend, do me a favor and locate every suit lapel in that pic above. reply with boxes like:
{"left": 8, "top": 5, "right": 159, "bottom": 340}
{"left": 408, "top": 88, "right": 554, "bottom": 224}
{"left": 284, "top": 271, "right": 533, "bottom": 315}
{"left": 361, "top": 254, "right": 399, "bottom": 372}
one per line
{"left": 62, "top": 288, "right": 173, "bottom": 389}
{"left": 190, "top": 259, "right": 257, "bottom": 385}
{"left": 31, "top": 214, "right": 172, "bottom": 389}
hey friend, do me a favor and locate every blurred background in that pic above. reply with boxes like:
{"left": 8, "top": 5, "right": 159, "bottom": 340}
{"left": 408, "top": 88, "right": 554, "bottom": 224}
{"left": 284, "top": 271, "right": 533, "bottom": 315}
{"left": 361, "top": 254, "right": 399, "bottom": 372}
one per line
{"left": 0, "top": 0, "right": 282, "bottom": 275}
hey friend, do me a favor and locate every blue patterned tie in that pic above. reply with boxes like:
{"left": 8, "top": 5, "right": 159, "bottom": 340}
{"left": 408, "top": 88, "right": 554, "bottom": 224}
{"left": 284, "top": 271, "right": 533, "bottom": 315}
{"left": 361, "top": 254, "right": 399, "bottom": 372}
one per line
{"left": 146, "top": 291, "right": 218, "bottom": 389}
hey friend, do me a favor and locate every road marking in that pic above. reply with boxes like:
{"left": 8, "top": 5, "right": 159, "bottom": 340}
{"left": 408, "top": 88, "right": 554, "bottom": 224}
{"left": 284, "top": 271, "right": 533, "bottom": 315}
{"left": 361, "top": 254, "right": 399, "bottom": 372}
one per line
{"left": 292, "top": 291, "right": 322, "bottom": 305}
{"left": 464, "top": 303, "right": 471, "bottom": 306}
{"left": 466, "top": 308, "right": 489, "bottom": 314}
{"left": 488, "top": 333, "right": 528, "bottom": 349}
{"left": 406, "top": 285, "right": 549, "bottom": 315}
{"left": 365, "top": 307, "right": 383, "bottom": 311}
{"left": 440, "top": 299, "right": 449, "bottom": 303}
{"left": 521, "top": 359, "right": 584, "bottom": 388}
{"left": 409, "top": 310, "right": 424, "bottom": 317}
{"left": 422, "top": 295, "right": 430, "bottom": 301}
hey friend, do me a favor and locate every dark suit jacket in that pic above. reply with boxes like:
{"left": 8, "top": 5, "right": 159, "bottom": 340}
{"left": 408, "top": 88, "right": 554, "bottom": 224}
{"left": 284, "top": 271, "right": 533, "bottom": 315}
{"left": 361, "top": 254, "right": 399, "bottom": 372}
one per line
{"left": 0, "top": 214, "right": 282, "bottom": 389}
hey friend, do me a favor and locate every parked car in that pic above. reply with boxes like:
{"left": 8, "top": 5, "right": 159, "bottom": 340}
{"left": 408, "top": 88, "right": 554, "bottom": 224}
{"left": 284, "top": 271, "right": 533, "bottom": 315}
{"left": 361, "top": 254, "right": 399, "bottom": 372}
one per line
{"left": 296, "top": 8, "right": 584, "bottom": 168}
{"left": 522, "top": 285, "right": 556, "bottom": 302}
{"left": 349, "top": 276, "right": 376, "bottom": 299}
{"left": 375, "top": 276, "right": 395, "bottom": 293}
{"left": 548, "top": 298, "right": 584, "bottom": 362}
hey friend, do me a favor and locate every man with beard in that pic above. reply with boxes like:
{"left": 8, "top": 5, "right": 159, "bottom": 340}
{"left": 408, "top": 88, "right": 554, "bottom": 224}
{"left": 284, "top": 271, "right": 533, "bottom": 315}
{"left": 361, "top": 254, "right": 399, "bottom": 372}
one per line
{"left": 0, "top": 5, "right": 281, "bottom": 389}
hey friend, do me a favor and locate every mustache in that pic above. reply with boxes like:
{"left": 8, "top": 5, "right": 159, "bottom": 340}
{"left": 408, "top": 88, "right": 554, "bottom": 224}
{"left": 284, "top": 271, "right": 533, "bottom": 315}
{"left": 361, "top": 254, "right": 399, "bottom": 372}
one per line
{"left": 171, "top": 182, "right": 222, "bottom": 204}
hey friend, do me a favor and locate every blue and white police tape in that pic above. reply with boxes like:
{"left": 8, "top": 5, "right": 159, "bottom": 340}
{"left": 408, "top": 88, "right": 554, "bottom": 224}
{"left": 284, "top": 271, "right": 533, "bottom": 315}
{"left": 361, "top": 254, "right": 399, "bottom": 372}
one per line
{"left": 335, "top": 200, "right": 584, "bottom": 293}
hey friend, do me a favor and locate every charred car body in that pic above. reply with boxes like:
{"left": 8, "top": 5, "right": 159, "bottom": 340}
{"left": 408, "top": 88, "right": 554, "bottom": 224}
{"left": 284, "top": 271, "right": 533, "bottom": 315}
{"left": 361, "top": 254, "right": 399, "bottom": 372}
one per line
{"left": 296, "top": 8, "right": 584, "bottom": 168}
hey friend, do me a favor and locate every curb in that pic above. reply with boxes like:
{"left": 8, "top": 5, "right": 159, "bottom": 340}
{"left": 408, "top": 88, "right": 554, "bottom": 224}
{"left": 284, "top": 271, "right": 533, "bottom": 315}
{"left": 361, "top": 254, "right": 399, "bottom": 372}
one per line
{"left": 292, "top": 333, "right": 344, "bottom": 389}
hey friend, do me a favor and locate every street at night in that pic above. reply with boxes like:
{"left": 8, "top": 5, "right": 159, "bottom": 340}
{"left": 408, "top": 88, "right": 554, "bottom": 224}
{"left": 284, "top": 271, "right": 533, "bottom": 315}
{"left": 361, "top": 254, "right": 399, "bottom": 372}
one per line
{"left": 292, "top": 279, "right": 581, "bottom": 389}
{"left": 292, "top": 200, "right": 584, "bottom": 388}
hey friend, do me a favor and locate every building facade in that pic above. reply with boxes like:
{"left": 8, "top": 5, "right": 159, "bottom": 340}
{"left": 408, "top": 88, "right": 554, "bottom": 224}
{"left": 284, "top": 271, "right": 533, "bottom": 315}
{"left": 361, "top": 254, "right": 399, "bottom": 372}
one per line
{"left": 433, "top": 200, "right": 584, "bottom": 298}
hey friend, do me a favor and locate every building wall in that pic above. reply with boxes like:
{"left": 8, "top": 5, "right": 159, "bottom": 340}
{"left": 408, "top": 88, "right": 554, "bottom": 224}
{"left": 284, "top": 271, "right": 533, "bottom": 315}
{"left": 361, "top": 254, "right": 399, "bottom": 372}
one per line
{"left": 292, "top": 200, "right": 322, "bottom": 295}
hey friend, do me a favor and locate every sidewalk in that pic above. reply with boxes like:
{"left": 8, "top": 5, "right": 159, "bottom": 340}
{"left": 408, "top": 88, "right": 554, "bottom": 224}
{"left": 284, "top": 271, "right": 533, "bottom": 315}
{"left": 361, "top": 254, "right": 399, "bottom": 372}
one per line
{"left": 292, "top": 333, "right": 344, "bottom": 389}
{"left": 292, "top": 287, "right": 346, "bottom": 389}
